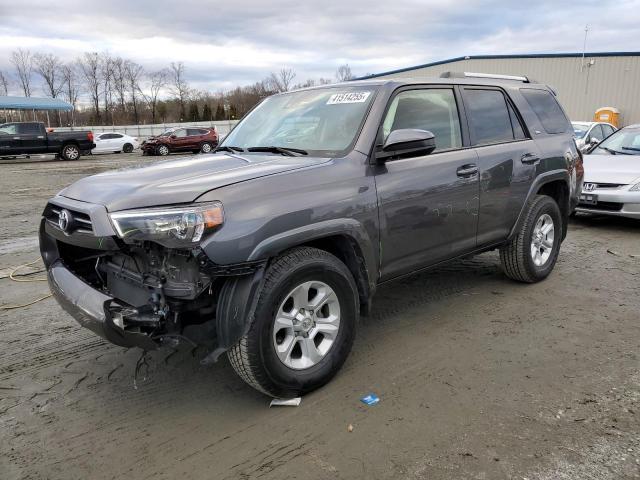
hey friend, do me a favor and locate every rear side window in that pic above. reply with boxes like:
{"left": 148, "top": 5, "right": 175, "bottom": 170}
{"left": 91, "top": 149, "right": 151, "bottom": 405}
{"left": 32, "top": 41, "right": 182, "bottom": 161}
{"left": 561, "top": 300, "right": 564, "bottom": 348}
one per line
{"left": 520, "top": 88, "right": 571, "bottom": 134}
{"left": 187, "top": 129, "right": 201, "bottom": 136}
{"left": 464, "top": 89, "right": 515, "bottom": 145}
{"left": 19, "top": 123, "right": 42, "bottom": 135}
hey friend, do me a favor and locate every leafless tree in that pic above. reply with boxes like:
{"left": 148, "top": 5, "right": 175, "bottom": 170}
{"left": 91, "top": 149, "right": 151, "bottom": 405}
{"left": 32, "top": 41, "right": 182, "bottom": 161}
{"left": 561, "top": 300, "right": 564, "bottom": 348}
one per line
{"left": 169, "top": 62, "right": 190, "bottom": 119}
{"left": 0, "top": 71, "right": 9, "bottom": 95}
{"left": 268, "top": 68, "right": 296, "bottom": 92}
{"left": 336, "top": 64, "right": 354, "bottom": 82}
{"left": 142, "top": 69, "right": 168, "bottom": 123}
{"left": 77, "top": 52, "right": 101, "bottom": 122}
{"left": 100, "top": 53, "right": 115, "bottom": 124}
{"left": 124, "top": 60, "right": 144, "bottom": 124}
{"left": 33, "top": 53, "right": 64, "bottom": 98}
{"left": 60, "top": 63, "right": 80, "bottom": 125}
{"left": 11, "top": 49, "right": 33, "bottom": 97}
{"left": 112, "top": 57, "right": 128, "bottom": 117}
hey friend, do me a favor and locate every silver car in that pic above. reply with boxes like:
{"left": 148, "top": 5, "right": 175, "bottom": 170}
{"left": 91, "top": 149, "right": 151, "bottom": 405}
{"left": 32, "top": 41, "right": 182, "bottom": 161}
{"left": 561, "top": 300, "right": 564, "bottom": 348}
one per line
{"left": 572, "top": 121, "right": 617, "bottom": 152}
{"left": 576, "top": 124, "right": 640, "bottom": 219}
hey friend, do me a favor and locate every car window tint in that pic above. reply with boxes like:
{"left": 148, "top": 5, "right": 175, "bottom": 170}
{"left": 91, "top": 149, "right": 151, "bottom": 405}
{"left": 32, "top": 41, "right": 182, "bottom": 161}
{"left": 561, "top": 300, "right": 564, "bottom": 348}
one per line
{"left": 382, "top": 89, "right": 462, "bottom": 151}
{"left": 464, "top": 89, "right": 514, "bottom": 145}
{"left": 112, "top": 134, "right": 123, "bottom": 139}
{"left": 187, "top": 129, "right": 201, "bottom": 136}
{"left": 101, "top": 133, "right": 113, "bottom": 139}
{"left": 520, "top": 88, "right": 571, "bottom": 134}
{"left": 507, "top": 101, "right": 527, "bottom": 140}
{"left": 200, "top": 129, "right": 210, "bottom": 135}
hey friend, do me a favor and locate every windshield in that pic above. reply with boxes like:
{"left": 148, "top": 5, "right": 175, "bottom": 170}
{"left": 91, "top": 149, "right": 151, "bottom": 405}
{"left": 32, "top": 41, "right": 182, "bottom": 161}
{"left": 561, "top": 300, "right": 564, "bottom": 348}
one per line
{"left": 572, "top": 122, "right": 590, "bottom": 139}
{"left": 594, "top": 127, "right": 640, "bottom": 155}
{"left": 221, "top": 86, "right": 377, "bottom": 156}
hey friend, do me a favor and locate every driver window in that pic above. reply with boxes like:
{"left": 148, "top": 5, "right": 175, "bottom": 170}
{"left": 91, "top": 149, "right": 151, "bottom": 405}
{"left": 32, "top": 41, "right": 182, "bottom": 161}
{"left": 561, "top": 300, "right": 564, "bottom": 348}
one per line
{"left": 382, "top": 89, "right": 462, "bottom": 151}
{"left": 174, "top": 129, "right": 188, "bottom": 138}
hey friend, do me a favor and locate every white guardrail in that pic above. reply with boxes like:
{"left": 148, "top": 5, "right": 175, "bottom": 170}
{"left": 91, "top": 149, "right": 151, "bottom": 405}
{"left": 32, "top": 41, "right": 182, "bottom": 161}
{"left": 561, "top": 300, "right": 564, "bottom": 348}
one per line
{"left": 54, "top": 120, "right": 239, "bottom": 141}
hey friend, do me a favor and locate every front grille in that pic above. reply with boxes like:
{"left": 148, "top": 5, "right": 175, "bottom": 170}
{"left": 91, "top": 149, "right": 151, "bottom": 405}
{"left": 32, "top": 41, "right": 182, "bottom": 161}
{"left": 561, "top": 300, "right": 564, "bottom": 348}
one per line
{"left": 578, "top": 201, "right": 623, "bottom": 212}
{"left": 44, "top": 203, "right": 94, "bottom": 234}
{"left": 594, "top": 183, "right": 625, "bottom": 189}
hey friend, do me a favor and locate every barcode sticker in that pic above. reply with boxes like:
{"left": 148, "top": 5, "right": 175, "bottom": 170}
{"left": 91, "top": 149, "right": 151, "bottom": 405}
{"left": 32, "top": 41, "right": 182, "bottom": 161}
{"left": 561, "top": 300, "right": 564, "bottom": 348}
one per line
{"left": 327, "top": 92, "right": 371, "bottom": 105}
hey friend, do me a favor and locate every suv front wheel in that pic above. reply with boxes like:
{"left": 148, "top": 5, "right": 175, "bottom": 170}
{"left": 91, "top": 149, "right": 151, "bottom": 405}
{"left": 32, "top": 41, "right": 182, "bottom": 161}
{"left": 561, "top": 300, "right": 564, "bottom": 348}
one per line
{"left": 500, "top": 194, "right": 562, "bottom": 283}
{"left": 228, "top": 247, "right": 358, "bottom": 398}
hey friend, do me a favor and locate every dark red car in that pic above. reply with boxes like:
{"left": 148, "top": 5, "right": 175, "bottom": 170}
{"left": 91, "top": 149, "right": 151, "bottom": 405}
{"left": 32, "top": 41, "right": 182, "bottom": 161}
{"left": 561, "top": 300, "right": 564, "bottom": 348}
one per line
{"left": 141, "top": 127, "right": 218, "bottom": 156}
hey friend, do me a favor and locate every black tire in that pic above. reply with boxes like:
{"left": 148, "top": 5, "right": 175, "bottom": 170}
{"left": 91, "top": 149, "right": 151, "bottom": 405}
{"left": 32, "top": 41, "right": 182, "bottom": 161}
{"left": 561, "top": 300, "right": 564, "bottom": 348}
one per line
{"left": 60, "top": 143, "right": 80, "bottom": 161}
{"left": 122, "top": 143, "right": 134, "bottom": 153}
{"left": 156, "top": 144, "right": 170, "bottom": 156}
{"left": 200, "top": 142, "right": 213, "bottom": 154}
{"left": 228, "top": 247, "right": 359, "bottom": 398}
{"left": 500, "top": 194, "right": 562, "bottom": 283}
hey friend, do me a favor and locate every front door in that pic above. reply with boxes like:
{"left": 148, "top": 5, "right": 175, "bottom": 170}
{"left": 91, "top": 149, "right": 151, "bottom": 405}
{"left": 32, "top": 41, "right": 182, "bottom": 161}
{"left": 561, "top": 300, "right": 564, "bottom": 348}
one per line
{"left": 375, "top": 87, "right": 480, "bottom": 281}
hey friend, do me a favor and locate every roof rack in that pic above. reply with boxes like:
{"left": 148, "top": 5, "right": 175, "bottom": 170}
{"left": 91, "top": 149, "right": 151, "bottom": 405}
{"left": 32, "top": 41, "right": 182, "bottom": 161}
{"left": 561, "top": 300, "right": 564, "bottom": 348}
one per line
{"left": 440, "top": 71, "right": 532, "bottom": 83}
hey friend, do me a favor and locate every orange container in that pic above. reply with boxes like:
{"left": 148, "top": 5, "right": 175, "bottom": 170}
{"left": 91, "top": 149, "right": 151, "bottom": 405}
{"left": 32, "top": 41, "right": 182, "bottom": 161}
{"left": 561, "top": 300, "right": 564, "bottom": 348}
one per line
{"left": 593, "top": 107, "right": 621, "bottom": 128}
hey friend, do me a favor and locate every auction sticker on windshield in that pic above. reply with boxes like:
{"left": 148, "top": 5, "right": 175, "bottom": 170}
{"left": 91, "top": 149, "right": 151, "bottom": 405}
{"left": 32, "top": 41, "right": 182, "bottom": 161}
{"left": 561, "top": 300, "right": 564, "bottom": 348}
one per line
{"left": 327, "top": 92, "right": 371, "bottom": 104}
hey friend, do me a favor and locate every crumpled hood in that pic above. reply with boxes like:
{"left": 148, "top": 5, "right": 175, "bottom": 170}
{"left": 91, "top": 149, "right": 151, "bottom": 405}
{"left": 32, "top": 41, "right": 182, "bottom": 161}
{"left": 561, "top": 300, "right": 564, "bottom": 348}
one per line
{"left": 583, "top": 153, "right": 640, "bottom": 185}
{"left": 61, "top": 153, "right": 330, "bottom": 211}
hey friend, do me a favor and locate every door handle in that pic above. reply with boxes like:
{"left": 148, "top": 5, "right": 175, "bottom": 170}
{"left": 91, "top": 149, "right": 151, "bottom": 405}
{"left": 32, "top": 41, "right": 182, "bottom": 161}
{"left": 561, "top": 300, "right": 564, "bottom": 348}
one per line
{"left": 521, "top": 153, "right": 540, "bottom": 164}
{"left": 456, "top": 164, "right": 478, "bottom": 177}
{"left": 13, "top": 137, "right": 20, "bottom": 140}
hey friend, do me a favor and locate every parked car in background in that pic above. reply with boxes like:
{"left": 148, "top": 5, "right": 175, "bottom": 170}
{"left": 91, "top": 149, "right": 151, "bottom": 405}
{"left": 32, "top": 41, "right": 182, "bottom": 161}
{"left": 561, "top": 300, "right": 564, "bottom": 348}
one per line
{"left": 572, "top": 121, "right": 617, "bottom": 152}
{"left": 92, "top": 132, "right": 139, "bottom": 154}
{"left": 141, "top": 127, "right": 218, "bottom": 156}
{"left": 41, "top": 75, "right": 581, "bottom": 398}
{"left": 576, "top": 124, "right": 640, "bottom": 219}
{"left": 0, "top": 122, "right": 95, "bottom": 160}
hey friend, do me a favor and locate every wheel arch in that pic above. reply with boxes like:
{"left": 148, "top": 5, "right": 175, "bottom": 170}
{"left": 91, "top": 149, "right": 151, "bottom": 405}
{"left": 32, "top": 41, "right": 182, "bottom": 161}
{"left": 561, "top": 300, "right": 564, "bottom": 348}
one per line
{"left": 247, "top": 219, "right": 377, "bottom": 313}
{"left": 509, "top": 171, "right": 571, "bottom": 242}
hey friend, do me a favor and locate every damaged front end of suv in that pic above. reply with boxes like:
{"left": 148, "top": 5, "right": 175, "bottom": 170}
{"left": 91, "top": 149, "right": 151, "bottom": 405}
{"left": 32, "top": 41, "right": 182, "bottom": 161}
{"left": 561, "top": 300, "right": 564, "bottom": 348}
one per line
{"left": 40, "top": 197, "right": 265, "bottom": 358}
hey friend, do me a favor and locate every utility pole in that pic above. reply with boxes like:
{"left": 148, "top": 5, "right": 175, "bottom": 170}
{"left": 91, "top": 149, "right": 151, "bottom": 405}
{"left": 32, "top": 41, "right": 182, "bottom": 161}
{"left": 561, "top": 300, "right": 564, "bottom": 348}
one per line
{"left": 581, "top": 25, "right": 589, "bottom": 72}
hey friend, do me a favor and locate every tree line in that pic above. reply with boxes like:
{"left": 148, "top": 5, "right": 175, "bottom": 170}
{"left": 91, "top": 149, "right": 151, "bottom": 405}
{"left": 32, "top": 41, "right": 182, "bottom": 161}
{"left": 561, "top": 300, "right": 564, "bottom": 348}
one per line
{"left": 0, "top": 48, "right": 355, "bottom": 126}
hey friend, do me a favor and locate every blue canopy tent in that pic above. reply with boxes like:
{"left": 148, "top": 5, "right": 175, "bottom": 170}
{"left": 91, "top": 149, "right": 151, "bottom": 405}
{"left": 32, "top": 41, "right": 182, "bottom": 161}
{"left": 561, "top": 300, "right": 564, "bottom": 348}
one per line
{"left": 0, "top": 96, "right": 74, "bottom": 126}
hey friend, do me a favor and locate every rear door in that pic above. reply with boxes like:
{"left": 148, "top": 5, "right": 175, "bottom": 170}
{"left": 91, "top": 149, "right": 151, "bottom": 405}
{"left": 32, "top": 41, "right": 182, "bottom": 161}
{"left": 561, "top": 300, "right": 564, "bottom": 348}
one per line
{"left": 18, "top": 122, "right": 47, "bottom": 153}
{"left": 375, "top": 86, "right": 480, "bottom": 281}
{"left": 461, "top": 87, "right": 539, "bottom": 246}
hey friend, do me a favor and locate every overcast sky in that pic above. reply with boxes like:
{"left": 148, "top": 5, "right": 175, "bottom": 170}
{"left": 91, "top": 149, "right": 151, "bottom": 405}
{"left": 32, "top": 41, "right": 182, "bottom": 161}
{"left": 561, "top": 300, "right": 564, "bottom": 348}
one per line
{"left": 1, "top": 0, "right": 639, "bottom": 94}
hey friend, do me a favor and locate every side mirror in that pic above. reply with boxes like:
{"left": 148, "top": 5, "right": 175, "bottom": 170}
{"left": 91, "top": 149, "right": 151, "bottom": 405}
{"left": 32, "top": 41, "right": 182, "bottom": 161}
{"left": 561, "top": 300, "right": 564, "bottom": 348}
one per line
{"left": 170, "top": 134, "right": 177, "bottom": 139}
{"left": 590, "top": 138, "right": 600, "bottom": 145}
{"left": 376, "top": 129, "right": 436, "bottom": 162}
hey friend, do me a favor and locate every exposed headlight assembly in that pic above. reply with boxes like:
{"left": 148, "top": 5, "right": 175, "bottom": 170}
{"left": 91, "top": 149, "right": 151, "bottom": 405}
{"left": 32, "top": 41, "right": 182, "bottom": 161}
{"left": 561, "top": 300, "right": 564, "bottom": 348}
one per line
{"left": 109, "top": 202, "right": 224, "bottom": 247}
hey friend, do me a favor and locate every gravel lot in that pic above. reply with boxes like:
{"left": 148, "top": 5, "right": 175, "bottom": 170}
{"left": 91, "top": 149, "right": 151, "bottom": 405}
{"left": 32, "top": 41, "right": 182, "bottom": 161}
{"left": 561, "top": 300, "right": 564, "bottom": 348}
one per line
{"left": 1, "top": 152, "right": 639, "bottom": 480}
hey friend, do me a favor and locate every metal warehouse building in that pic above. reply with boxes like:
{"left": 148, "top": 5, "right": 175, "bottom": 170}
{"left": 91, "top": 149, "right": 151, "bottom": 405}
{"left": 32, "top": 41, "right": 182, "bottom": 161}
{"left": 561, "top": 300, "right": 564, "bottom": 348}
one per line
{"left": 360, "top": 52, "right": 640, "bottom": 126}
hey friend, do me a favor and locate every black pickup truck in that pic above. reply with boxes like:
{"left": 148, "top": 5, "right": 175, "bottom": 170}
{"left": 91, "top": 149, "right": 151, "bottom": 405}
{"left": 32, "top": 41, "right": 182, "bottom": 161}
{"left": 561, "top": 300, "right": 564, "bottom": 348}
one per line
{"left": 0, "top": 122, "right": 95, "bottom": 160}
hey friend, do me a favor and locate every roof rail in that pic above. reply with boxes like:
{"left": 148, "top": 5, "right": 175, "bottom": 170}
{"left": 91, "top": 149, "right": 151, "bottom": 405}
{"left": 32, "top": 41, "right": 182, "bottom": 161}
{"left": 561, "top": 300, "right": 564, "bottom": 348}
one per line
{"left": 440, "top": 71, "right": 532, "bottom": 83}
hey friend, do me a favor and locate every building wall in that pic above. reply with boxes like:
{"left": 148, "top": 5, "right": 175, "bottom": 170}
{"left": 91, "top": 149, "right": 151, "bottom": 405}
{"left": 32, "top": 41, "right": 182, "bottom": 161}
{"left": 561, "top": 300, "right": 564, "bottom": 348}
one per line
{"left": 375, "top": 55, "right": 640, "bottom": 126}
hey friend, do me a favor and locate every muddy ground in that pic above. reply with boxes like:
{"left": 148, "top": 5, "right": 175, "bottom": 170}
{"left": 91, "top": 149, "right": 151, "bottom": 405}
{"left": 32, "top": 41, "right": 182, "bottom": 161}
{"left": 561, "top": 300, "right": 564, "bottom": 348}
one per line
{"left": 1, "top": 153, "right": 639, "bottom": 480}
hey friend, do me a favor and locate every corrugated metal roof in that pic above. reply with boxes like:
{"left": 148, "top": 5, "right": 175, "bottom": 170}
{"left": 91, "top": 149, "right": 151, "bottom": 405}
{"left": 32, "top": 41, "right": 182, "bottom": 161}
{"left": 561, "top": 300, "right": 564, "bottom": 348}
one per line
{"left": 355, "top": 51, "right": 640, "bottom": 80}
{"left": 0, "top": 96, "right": 73, "bottom": 111}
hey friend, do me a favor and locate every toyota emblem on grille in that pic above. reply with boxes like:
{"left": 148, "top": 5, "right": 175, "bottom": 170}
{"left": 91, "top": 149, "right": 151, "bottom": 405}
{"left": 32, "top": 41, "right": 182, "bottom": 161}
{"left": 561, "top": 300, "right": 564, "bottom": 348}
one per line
{"left": 58, "top": 209, "right": 72, "bottom": 232}
{"left": 583, "top": 183, "right": 596, "bottom": 192}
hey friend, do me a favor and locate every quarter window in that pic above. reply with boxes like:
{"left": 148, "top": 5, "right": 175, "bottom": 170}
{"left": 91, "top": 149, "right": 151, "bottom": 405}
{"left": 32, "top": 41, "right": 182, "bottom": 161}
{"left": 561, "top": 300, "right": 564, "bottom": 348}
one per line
{"left": 464, "top": 89, "right": 515, "bottom": 145}
{"left": 520, "top": 88, "right": 571, "bottom": 134}
{"left": 382, "top": 89, "right": 462, "bottom": 151}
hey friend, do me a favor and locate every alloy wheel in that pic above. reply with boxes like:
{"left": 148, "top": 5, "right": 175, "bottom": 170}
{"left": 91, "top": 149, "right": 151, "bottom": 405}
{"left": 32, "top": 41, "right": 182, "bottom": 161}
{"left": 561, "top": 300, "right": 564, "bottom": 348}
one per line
{"left": 272, "top": 280, "right": 341, "bottom": 370}
{"left": 531, "top": 213, "right": 554, "bottom": 267}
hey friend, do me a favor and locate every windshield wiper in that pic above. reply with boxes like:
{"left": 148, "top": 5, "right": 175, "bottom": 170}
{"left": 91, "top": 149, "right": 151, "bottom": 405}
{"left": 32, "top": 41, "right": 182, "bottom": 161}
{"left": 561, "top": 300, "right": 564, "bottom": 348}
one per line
{"left": 600, "top": 147, "right": 630, "bottom": 155}
{"left": 246, "top": 146, "right": 308, "bottom": 156}
{"left": 215, "top": 145, "right": 245, "bottom": 153}
{"left": 621, "top": 146, "right": 640, "bottom": 153}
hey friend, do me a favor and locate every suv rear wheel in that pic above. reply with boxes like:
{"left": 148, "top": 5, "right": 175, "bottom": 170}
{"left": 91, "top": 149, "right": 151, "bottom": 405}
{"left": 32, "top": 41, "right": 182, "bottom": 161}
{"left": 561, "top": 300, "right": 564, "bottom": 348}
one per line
{"left": 228, "top": 247, "right": 358, "bottom": 398}
{"left": 200, "top": 142, "right": 213, "bottom": 153}
{"left": 500, "top": 194, "right": 562, "bottom": 283}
